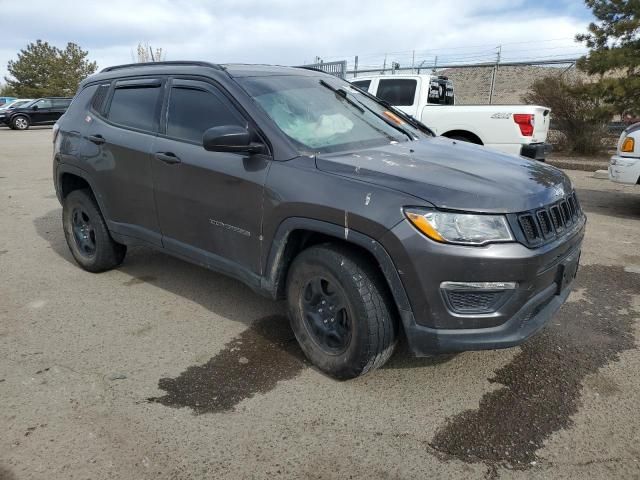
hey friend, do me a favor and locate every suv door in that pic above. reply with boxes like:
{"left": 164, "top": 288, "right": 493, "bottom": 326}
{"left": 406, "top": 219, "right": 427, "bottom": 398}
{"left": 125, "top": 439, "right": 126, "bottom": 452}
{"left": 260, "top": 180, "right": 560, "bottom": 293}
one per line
{"left": 85, "top": 78, "right": 163, "bottom": 245}
{"left": 152, "top": 78, "right": 270, "bottom": 277}
{"left": 29, "top": 98, "right": 54, "bottom": 124}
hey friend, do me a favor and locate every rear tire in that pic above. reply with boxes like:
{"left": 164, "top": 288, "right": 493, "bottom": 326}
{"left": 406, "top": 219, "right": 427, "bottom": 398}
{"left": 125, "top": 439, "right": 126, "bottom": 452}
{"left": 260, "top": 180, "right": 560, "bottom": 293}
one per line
{"left": 286, "top": 244, "right": 398, "bottom": 379}
{"left": 11, "top": 115, "right": 29, "bottom": 130}
{"left": 62, "top": 189, "right": 126, "bottom": 272}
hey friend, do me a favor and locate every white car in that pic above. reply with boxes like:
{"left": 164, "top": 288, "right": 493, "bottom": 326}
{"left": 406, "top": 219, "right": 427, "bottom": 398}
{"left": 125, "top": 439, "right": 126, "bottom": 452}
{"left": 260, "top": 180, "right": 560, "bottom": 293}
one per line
{"left": 351, "top": 74, "right": 551, "bottom": 160}
{"left": 0, "top": 99, "right": 33, "bottom": 111}
{"left": 609, "top": 123, "right": 640, "bottom": 185}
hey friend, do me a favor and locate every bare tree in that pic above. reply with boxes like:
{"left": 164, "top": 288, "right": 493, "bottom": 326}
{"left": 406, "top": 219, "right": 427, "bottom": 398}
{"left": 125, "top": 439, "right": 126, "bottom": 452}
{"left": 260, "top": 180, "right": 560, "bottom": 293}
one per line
{"left": 133, "top": 42, "right": 166, "bottom": 63}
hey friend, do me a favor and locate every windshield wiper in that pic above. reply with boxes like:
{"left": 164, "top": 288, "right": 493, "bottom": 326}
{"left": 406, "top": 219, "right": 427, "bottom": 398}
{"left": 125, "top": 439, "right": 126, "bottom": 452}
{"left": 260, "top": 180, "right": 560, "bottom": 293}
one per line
{"left": 319, "top": 80, "right": 365, "bottom": 114}
{"left": 319, "top": 79, "right": 414, "bottom": 142}
{"left": 379, "top": 99, "right": 434, "bottom": 135}
{"left": 350, "top": 85, "right": 435, "bottom": 137}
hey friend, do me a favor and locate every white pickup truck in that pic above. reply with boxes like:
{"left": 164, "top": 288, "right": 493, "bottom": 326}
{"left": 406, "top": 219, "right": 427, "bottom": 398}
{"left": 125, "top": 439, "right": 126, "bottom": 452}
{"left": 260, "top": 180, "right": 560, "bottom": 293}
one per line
{"left": 609, "top": 123, "right": 640, "bottom": 185}
{"left": 351, "top": 74, "right": 551, "bottom": 160}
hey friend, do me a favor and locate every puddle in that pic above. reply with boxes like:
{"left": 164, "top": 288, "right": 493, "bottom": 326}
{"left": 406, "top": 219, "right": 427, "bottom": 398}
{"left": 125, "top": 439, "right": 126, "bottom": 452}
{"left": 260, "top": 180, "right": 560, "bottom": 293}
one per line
{"left": 148, "top": 315, "right": 305, "bottom": 414}
{"left": 431, "top": 265, "right": 639, "bottom": 467}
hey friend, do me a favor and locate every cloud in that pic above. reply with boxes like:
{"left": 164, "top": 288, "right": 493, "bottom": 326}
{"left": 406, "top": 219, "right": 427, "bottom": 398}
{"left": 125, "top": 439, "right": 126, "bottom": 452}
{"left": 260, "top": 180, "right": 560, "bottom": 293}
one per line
{"left": 0, "top": 0, "right": 591, "bottom": 81}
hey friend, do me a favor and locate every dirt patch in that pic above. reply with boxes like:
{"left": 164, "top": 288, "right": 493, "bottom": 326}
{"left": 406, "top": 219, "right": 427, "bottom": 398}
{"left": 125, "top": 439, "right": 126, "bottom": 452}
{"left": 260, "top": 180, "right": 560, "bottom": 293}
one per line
{"left": 149, "top": 315, "right": 306, "bottom": 414}
{"left": 431, "top": 264, "right": 639, "bottom": 467}
{"left": 0, "top": 465, "right": 17, "bottom": 480}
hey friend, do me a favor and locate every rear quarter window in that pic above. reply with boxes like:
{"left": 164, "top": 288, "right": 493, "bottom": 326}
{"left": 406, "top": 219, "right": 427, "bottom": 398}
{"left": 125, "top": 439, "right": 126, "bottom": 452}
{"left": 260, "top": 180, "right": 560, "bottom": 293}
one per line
{"left": 90, "top": 84, "right": 111, "bottom": 114}
{"left": 376, "top": 79, "right": 417, "bottom": 106}
{"left": 57, "top": 85, "right": 98, "bottom": 127}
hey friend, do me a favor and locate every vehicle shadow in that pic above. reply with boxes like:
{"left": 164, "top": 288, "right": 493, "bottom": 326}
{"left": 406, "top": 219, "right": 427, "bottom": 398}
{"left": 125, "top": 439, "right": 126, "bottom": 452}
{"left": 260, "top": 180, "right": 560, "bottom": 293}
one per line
{"left": 33, "top": 208, "right": 441, "bottom": 371}
{"left": 576, "top": 187, "right": 640, "bottom": 220}
{"left": 0, "top": 125, "right": 52, "bottom": 130}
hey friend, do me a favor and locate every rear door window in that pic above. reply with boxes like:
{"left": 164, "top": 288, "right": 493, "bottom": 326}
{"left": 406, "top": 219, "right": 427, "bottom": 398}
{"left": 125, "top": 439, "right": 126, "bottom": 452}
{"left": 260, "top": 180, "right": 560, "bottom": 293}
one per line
{"left": 107, "top": 83, "right": 162, "bottom": 133}
{"left": 376, "top": 79, "right": 417, "bottom": 106}
{"left": 52, "top": 98, "right": 72, "bottom": 108}
{"left": 166, "top": 82, "right": 245, "bottom": 144}
{"left": 34, "top": 99, "right": 53, "bottom": 109}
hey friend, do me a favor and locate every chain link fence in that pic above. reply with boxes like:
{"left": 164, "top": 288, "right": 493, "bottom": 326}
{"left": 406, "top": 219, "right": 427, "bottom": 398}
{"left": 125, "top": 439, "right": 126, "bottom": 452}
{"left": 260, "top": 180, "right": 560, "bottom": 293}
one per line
{"left": 344, "top": 59, "right": 581, "bottom": 105}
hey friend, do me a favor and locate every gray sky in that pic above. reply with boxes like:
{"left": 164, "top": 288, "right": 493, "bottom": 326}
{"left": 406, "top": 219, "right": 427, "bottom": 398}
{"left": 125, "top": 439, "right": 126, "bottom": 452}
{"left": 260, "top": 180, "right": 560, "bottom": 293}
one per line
{"left": 0, "top": 0, "right": 592, "bottom": 80}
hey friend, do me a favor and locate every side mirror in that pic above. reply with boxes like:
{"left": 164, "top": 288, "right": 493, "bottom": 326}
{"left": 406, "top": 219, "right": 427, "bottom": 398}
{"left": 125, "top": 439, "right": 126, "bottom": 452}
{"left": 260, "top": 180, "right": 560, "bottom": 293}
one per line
{"left": 32, "top": 105, "right": 39, "bottom": 110}
{"left": 203, "top": 125, "right": 265, "bottom": 154}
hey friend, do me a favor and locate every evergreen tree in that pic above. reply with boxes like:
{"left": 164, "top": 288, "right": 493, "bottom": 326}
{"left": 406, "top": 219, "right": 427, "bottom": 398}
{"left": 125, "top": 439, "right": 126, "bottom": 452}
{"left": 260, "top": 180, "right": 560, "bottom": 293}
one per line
{"left": 5, "top": 40, "right": 97, "bottom": 97}
{"left": 577, "top": 0, "right": 640, "bottom": 115}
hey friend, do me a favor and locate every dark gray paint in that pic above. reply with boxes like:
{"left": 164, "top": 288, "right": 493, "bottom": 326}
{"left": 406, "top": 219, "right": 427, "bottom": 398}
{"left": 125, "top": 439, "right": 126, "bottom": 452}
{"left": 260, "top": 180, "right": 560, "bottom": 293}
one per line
{"left": 53, "top": 62, "right": 585, "bottom": 355}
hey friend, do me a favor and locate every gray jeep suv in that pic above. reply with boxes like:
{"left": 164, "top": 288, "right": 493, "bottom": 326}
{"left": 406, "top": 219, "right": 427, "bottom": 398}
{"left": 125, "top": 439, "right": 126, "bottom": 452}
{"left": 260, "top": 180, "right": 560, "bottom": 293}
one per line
{"left": 53, "top": 62, "right": 585, "bottom": 379}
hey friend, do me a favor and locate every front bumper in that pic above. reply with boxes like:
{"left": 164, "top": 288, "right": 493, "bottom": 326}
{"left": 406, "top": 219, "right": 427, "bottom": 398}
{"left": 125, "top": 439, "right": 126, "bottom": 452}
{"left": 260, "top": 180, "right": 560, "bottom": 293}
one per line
{"left": 382, "top": 216, "right": 585, "bottom": 354}
{"left": 520, "top": 142, "right": 552, "bottom": 161}
{"left": 609, "top": 155, "right": 640, "bottom": 185}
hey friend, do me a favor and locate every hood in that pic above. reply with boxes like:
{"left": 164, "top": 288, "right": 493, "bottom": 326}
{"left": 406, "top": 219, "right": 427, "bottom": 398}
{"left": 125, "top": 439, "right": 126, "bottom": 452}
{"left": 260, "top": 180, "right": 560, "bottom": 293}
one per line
{"left": 315, "top": 137, "right": 572, "bottom": 213}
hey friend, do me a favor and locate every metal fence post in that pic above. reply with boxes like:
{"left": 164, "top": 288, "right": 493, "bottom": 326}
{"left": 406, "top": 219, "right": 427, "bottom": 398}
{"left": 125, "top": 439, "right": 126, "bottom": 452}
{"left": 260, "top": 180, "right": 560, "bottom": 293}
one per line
{"left": 489, "top": 45, "right": 501, "bottom": 105}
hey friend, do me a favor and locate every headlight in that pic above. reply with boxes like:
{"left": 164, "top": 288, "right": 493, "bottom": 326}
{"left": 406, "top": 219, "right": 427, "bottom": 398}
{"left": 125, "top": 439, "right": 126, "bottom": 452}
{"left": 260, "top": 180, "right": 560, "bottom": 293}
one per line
{"left": 404, "top": 208, "right": 514, "bottom": 245}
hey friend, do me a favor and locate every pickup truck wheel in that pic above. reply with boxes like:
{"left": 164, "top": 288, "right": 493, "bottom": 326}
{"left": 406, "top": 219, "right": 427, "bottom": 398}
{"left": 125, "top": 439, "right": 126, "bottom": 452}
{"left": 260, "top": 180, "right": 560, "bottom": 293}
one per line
{"left": 12, "top": 116, "right": 29, "bottom": 130}
{"left": 448, "top": 134, "right": 479, "bottom": 144}
{"left": 62, "top": 189, "right": 126, "bottom": 272}
{"left": 286, "top": 244, "right": 398, "bottom": 379}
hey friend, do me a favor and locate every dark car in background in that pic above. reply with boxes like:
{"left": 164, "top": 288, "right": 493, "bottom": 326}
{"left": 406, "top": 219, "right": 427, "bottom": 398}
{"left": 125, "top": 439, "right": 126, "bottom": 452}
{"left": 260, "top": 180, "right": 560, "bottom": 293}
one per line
{"left": 1, "top": 97, "right": 72, "bottom": 130}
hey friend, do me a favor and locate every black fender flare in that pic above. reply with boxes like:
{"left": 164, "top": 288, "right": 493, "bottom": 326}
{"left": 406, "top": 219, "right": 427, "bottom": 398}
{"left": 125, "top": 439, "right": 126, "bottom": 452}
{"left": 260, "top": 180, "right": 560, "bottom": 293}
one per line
{"left": 54, "top": 162, "right": 110, "bottom": 220}
{"left": 261, "top": 217, "right": 413, "bottom": 316}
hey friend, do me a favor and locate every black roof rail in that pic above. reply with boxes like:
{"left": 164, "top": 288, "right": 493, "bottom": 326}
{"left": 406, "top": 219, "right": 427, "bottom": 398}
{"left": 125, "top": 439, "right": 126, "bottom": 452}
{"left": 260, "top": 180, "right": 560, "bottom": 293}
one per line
{"left": 295, "top": 66, "right": 332, "bottom": 75}
{"left": 100, "top": 61, "right": 224, "bottom": 73}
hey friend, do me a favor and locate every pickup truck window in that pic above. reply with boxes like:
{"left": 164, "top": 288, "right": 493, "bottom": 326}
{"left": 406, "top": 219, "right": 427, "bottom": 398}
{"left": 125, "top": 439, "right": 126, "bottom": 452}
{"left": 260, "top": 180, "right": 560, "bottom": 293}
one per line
{"left": 238, "top": 75, "right": 411, "bottom": 153}
{"left": 351, "top": 80, "right": 371, "bottom": 91}
{"left": 376, "top": 79, "right": 416, "bottom": 106}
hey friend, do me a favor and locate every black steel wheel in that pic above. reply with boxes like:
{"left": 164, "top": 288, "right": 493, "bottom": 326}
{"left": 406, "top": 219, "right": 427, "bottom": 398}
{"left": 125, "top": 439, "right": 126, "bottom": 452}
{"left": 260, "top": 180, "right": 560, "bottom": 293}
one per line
{"left": 286, "top": 244, "right": 398, "bottom": 379}
{"left": 301, "top": 276, "right": 352, "bottom": 355}
{"left": 62, "top": 189, "right": 126, "bottom": 272}
{"left": 71, "top": 207, "right": 97, "bottom": 258}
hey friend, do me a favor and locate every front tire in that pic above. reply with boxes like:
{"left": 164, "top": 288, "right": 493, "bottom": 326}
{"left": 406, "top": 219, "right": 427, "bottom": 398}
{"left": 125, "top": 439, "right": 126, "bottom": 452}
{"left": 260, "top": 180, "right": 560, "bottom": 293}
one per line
{"left": 286, "top": 244, "right": 398, "bottom": 379}
{"left": 11, "top": 115, "right": 29, "bottom": 130}
{"left": 62, "top": 189, "right": 126, "bottom": 272}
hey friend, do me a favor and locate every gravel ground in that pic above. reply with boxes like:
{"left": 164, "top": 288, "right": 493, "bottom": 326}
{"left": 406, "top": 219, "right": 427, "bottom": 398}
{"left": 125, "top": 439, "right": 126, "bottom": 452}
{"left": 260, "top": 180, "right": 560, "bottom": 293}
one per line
{"left": 1, "top": 128, "right": 640, "bottom": 479}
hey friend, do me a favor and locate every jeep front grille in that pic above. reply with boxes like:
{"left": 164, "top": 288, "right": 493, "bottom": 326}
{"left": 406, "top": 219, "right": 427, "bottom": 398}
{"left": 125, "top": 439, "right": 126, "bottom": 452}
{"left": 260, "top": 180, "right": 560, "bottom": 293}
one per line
{"left": 515, "top": 192, "right": 583, "bottom": 247}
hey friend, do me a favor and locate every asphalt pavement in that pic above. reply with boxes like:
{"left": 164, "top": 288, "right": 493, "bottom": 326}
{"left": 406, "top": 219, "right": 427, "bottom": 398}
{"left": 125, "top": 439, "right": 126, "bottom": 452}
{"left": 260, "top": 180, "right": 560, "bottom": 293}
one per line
{"left": 1, "top": 128, "right": 639, "bottom": 479}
